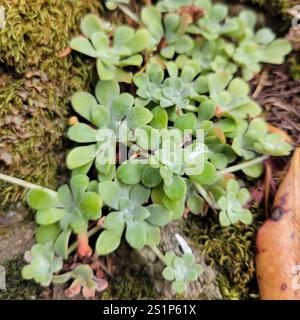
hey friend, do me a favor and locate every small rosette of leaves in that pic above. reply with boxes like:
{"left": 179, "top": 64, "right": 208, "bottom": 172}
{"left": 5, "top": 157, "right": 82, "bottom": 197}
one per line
{"left": 96, "top": 180, "right": 174, "bottom": 255}
{"left": 231, "top": 11, "right": 292, "bottom": 80}
{"left": 27, "top": 175, "right": 102, "bottom": 234}
{"left": 54, "top": 264, "right": 108, "bottom": 298}
{"left": 217, "top": 179, "right": 252, "bottom": 227}
{"left": 141, "top": 6, "right": 194, "bottom": 58}
{"left": 187, "top": 1, "right": 238, "bottom": 40}
{"left": 134, "top": 60, "right": 201, "bottom": 110}
{"left": 66, "top": 80, "right": 153, "bottom": 174}
{"left": 189, "top": 39, "right": 237, "bottom": 74}
{"left": 232, "top": 118, "right": 293, "bottom": 160}
{"left": 70, "top": 14, "right": 149, "bottom": 82}
{"left": 22, "top": 242, "right": 63, "bottom": 286}
{"left": 207, "top": 71, "right": 262, "bottom": 120}
{"left": 162, "top": 251, "right": 202, "bottom": 294}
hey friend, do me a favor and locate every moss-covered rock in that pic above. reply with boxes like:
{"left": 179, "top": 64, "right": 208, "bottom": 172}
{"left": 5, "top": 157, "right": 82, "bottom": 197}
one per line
{"left": 0, "top": 74, "right": 67, "bottom": 211}
{"left": 0, "top": 0, "right": 102, "bottom": 212}
{"left": 0, "top": 0, "right": 102, "bottom": 88}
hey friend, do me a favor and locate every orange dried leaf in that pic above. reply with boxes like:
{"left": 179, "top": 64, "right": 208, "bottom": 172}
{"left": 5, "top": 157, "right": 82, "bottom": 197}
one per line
{"left": 267, "top": 124, "right": 292, "bottom": 144}
{"left": 256, "top": 147, "right": 300, "bottom": 300}
{"left": 58, "top": 46, "right": 72, "bottom": 58}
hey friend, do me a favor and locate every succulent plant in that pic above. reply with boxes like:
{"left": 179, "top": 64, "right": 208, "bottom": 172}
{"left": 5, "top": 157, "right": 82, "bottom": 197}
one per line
{"left": 207, "top": 72, "right": 262, "bottom": 119}
{"left": 9, "top": 0, "right": 293, "bottom": 295}
{"left": 55, "top": 264, "right": 108, "bottom": 298}
{"left": 27, "top": 175, "right": 102, "bottom": 234}
{"left": 66, "top": 80, "right": 153, "bottom": 176}
{"left": 96, "top": 180, "right": 172, "bottom": 254}
{"left": 162, "top": 251, "right": 202, "bottom": 293}
{"left": 187, "top": 1, "right": 238, "bottom": 40}
{"left": 22, "top": 242, "right": 63, "bottom": 286}
{"left": 70, "top": 14, "right": 149, "bottom": 82}
{"left": 189, "top": 38, "right": 237, "bottom": 74}
{"left": 217, "top": 179, "right": 252, "bottom": 227}
{"left": 232, "top": 118, "right": 293, "bottom": 160}
{"left": 233, "top": 28, "right": 292, "bottom": 80}
{"left": 141, "top": 6, "right": 194, "bottom": 59}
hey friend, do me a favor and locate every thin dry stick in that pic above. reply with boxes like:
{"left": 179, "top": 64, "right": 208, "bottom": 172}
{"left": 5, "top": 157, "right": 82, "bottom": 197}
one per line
{"left": 0, "top": 172, "right": 57, "bottom": 196}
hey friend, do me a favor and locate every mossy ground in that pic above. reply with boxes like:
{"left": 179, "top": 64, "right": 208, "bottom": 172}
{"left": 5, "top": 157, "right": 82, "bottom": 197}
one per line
{"left": 0, "top": 257, "right": 155, "bottom": 300}
{"left": 0, "top": 257, "right": 41, "bottom": 300}
{"left": 185, "top": 209, "right": 264, "bottom": 299}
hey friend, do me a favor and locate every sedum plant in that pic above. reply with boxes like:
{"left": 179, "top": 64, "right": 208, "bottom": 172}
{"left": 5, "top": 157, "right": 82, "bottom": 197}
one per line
{"left": 26, "top": 175, "right": 102, "bottom": 235}
{"left": 217, "top": 180, "right": 252, "bottom": 227}
{"left": 162, "top": 251, "right": 202, "bottom": 294}
{"left": 22, "top": 242, "right": 63, "bottom": 286}
{"left": 70, "top": 14, "right": 149, "bottom": 82}
{"left": 0, "top": 0, "right": 294, "bottom": 297}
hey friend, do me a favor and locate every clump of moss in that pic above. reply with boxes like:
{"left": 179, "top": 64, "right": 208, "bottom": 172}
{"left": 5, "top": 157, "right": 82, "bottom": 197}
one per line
{"left": 101, "top": 271, "right": 156, "bottom": 300}
{"left": 185, "top": 211, "right": 263, "bottom": 300}
{"left": 0, "top": 257, "right": 41, "bottom": 300}
{"left": 0, "top": 0, "right": 102, "bottom": 90}
{"left": 239, "top": 0, "right": 298, "bottom": 17}
{"left": 0, "top": 75, "right": 67, "bottom": 211}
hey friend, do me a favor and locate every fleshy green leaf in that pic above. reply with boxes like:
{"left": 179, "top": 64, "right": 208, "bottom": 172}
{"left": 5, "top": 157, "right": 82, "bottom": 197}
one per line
{"left": 96, "top": 228, "right": 123, "bottom": 255}
{"left": 55, "top": 229, "right": 72, "bottom": 259}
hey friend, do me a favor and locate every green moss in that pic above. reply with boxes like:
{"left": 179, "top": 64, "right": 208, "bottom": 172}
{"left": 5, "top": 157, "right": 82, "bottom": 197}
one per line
{"left": 185, "top": 210, "right": 263, "bottom": 300}
{"left": 0, "top": 257, "right": 41, "bottom": 300}
{"left": 0, "top": 0, "right": 104, "bottom": 211}
{"left": 238, "top": 0, "right": 298, "bottom": 16}
{"left": 0, "top": 0, "right": 102, "bottom": 90}
{"left": 0, "top": 75, "right": 68, "bottom": 211}
{"left": 101, "top": 272, "right": 156, "bottom": 300}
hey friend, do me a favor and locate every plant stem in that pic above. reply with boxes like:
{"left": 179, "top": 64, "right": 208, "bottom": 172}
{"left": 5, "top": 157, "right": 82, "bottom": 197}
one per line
{"left": 182, "top": 105, "right": 199, "bottom": 112}
{"left": 149, "top": 245, "right": 166, "bottom": 264}
{"left": 193, "top": 181, "right": 219, "bottom": 210}
{"left": 218, "top": 155, "right": 269, "bottom": 176}
{"left": 68, "top": 224, "right": 103, "bottom": 255}
{"left": 0, "top": 172, "right": 57, "bottom": 196}
{"left": 118, "top": 5, "right": 141, "bottom": 24}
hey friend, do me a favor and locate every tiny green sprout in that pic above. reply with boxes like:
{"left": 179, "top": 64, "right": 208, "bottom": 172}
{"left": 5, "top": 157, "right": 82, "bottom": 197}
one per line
{"left": 22, "top": 242, "right": 63, "bottom": 286}
{"left": 27, "top": 175, "right": 102, "bottom": 234}
{"left": 218, "top": 179, "right": 252, "bottom": 227}
{"left": 162, "top": 251, "right": 202, "bottom": 294}
{"left": 232, "top": 118, "right": 293, "bottom": 160}
{"left": 141, "top": 6, "right": 194, "bottom": 58}
{"left": 70, "top": 14, "right": 149, "bottom": 82}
